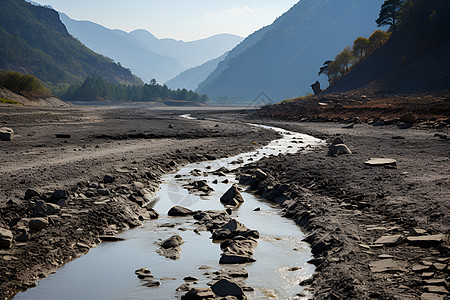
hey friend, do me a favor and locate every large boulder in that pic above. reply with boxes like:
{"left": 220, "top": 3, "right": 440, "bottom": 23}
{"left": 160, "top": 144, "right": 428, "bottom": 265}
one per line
{"left": 168, "top": 206, "right": 194, "bottom": 217}
{"left": 0, "top": 228, "right": 13, "bottom": 249}
{"left": 220, "top": 185, "right": 244, "bottom": 206}
{"left": 219, "top": 253, "right": 256, "bottom": 264}
{"left": 0, "top": 127, "right": 14, "bottom": 141}
{"left": 399, "top": 112, "right": 417, "bottom": 124}
{"left": 328, "top": 144, "right": 352, "bottom": 156}
{"left": 210, "top": 279, "right": 245, "bottom": 298}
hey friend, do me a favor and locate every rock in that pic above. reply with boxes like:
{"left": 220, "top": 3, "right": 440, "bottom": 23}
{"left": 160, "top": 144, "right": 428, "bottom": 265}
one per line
{"left": 434, "top": 133, "right": 447, "bottom": 139}
{"left": 220, "top": 185, "right": 244, "bottom": 206}
{"left": 50, "top": 190, "right": 69, "bottom": 202}
{"left": 253, "top": 169, "right": 267, "bottom": 180}
{"left": 103, "top": 175, "right": 115, "bottom": 183}
{"left": 219, "top": 253, "right": 256, "bottom": 264}
{"left": 392, "top": 135, "right": 405, "bottom": 140}
{"left": 29, "top": 218, "right": 49, "bottom": 231}
{"left": 176, "top": 283, "right": 191, "bottom": 292}
{"left": 146, "top": 208, "right": 159, "bottom": 219}
{"left": 328, "top": 144, "right": 352, "bottom": 156}
{"left": 33, "top": 200, "right": 60, "bottom": 216}
{"left": 57, "top": 198, "right": 68, "bottom": 207}
{"left": 342, "top": 124, "right": 354, "bottom": 129}
{"left": 97, "top": 189, "right": 110, "bottom": 196}
{"left": 168, "top": 206, "right": 194, "bottom": 217}
{"left": 374, "top": 234, "right": 403, "bottom": 245}
{"left": 399, "top": 112, "right": 417, "bottom": 124}
{"left": 181, "top": 287, "right": 215, "bottom": 299}
{"left": 0, "top": 228, "right": 13, "bottom": 249}
{"left": 143, "top": 280, "right": 161, "bottom": 287}
{"left": 421, "top": 293, "right": 445, "bottom": 300}
{"left": 99, "top": 235, "right": 125, "bottom": 242}
{"left": 212, "top": 179, "right": 218, "bottom": 184}
{"left": 364, "top": 158, "right": 397, "bottom": 168}
{"left": 135, "top": 267, "right": 153, "bottom": 279}
{"left": 0, "top": 127, "right": 14, "bottom": 141}
{"left": 423, "top": 286, "right": 449, "bottom": 295}
{"left": 184, "top": 276, "right": 198, "bottom": 281}
{"left": 168, "top": 124, "right": 174, "bottom": 128}
{"left": 161, "top": 235, "right": 184, "bottom": 248}
{"left": 211, "top": 279, "right": 245, "bottom": 298}
{"left": 369, "top": 259, "right": 407, "bottom": 273}
{"left": 331, "top": 137, "right": 344, "bottom": 145}
{"left": 157, "top": 247, "right": 182, "bottom": 260}
{"left": 397, "top": 122, "right": 413, "bottom": 129}
{"left": 55, "top": 133, "right": 71, "bottom": 138}
{"left": 24, "top": 189, "right": 41, "bottom": 200}
{"left": 311, "top": 81, "right": 322, "bottom": 95}
{"left": 406, "top": 234, "right": 447, "bottom": 247}
{"left": 221, "top": 219, "right": 248, "bottom": 234}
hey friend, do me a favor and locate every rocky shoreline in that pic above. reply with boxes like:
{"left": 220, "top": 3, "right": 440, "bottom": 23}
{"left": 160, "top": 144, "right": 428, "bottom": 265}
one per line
{"left": 233, "top": 120, "right": 449, "bottom": 299}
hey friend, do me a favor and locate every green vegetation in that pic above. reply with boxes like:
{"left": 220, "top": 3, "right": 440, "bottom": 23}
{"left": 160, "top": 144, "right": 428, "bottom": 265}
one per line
{"left": 0, "top": 0, "right": 141, "bottom": 94}
{"left": 0, "top": 71, "right": 46, "bottom": 94}
{"left": 62, "top": 77, "right": 208, "bottom": 103}
{"left": 376, "top": 0, "right": 404, "bottom": 32}
{"left": 319, "top": 30, "right": 390, "bottom": 84}
{"left": 0, "top": 98, "right": 22, "bottom": 105}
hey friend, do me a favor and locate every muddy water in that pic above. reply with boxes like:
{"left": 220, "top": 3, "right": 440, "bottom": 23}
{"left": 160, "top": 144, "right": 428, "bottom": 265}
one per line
{"left": 15, "top": 120, "right": 323, "bottom": 300}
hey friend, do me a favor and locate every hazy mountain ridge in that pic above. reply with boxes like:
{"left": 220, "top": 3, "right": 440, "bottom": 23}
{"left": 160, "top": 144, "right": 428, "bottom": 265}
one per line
{"left": 58, "top": 14, "right": 243, "bottom": 84}
{"left": 0, "top": 0, "right": 141, "bottom": 91}
{"left": 59, "top": 14, "right": 184, "bottom": 84}
{"left": 197, "top": 0, "right": 384, "bottom": 103}
{"left": 165, "top": 53, "right": 228, "bottom": 91}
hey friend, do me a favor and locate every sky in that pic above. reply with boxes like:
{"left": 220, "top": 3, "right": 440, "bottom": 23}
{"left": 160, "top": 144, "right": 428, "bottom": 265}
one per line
{"left": 33, "top": 0, "right": 299, "bottom": 41}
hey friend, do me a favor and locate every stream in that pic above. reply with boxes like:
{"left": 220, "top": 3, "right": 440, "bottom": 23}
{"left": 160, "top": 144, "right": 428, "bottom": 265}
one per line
{"left": 14, "top": 118, "right": 323, "bottom": 300}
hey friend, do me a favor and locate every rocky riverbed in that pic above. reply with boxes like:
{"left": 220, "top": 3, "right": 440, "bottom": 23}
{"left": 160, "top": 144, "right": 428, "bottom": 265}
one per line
{"left": 1, "top": 104, "right": 449, "bottom": 299}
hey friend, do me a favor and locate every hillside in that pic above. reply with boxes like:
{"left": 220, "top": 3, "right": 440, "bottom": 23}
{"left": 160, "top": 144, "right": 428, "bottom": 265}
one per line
{"left": 197, "top": 0, "right": 383, "bottom": 103}
{"left": 165, "top": 53, "right": 227, "bottom": 91}
{"left": 59, "top": 14, "right": 184, "bottom": 83}
{"left": 0, "top": 0, "right": 141, "bottom": 91}
{"left": 323, "top": 0, "right": 450, "bottom": 94}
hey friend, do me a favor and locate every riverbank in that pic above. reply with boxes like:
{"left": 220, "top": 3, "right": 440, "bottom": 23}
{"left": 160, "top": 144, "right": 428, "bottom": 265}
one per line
{"left": 0, "top": 105, "right": 279, "bottom": 299}
{"left": 1, "top": 105, "right": 448, "bottom": 299}
{"left": 231, "top": 119, "right": 449, "bottom": 299}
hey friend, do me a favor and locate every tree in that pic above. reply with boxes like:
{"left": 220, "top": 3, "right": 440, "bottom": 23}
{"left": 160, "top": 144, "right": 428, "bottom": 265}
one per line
{"left": 335, "top": 46, "right": 354, "bottom": 74}
{"left": 376, "top": 0, "right": 404, "bottom": 32}
{"left": 150, "top": 78, "right": 157, "bottom": 86}
{"left": 368, "top": 30, "right": 390, "bottom": 52}
{"left": 353, "top": 37, "right": 370, "bottom": 62}
{"left": 318, "top": 60, "right": 333, "bottom": 83}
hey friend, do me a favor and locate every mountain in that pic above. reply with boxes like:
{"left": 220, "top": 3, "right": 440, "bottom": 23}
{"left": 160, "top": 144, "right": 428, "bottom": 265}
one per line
{"left": 197, "top": 0, "right": 384, "bottom": 103}
{"left": 129, "top": 30, "right": 243, "bottom": 69}
{"left": 57, "top": 15, "right": 243, "bottom": 84}
{"left": 323, "top": 0, "right": 450, "bottom": 94}
{"left": 59, "top": 13, "right": 184, "bottom": 84}
{"left": 165, "top": 53, "right": 228, "bottom": 91}
{"left": 0, "top": 0, "right": 141, "bottom": 91}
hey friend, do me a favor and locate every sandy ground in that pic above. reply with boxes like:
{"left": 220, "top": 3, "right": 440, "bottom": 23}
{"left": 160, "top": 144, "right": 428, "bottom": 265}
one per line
{"left": 0, "top": 105, "right": 449, "bottom": 299}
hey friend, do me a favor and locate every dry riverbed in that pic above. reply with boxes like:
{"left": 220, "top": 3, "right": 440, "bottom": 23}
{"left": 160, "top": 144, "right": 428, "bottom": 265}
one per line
{"left": 0, "top": 105, "right": 449, "bottom": 300}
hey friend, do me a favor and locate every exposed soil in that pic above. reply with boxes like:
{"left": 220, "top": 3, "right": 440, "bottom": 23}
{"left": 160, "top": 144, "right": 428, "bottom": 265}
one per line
{"left": 0, "top": 104, "right": 278, "bottom": 299}
{"left": 0, "top": 103, "right": 449, "bottom": 300}
{"left": 213, "top": 112, "right": 449, "bottom": 299}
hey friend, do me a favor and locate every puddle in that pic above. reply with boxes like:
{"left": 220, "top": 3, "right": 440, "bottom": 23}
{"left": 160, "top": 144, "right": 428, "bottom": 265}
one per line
{"left": 15, "top": 117, "right": 323, "bottom": 300}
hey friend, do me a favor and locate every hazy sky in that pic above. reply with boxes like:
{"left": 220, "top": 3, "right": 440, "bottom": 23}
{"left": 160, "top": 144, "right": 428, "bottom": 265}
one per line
{"left": 33, "top": 0, "right": 299, "bottom": 41}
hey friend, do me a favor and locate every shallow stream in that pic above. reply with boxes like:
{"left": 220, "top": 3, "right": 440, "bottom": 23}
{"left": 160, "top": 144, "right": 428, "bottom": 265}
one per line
{"left": 15, "top": 118, "right": 323, "bottom": 300}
